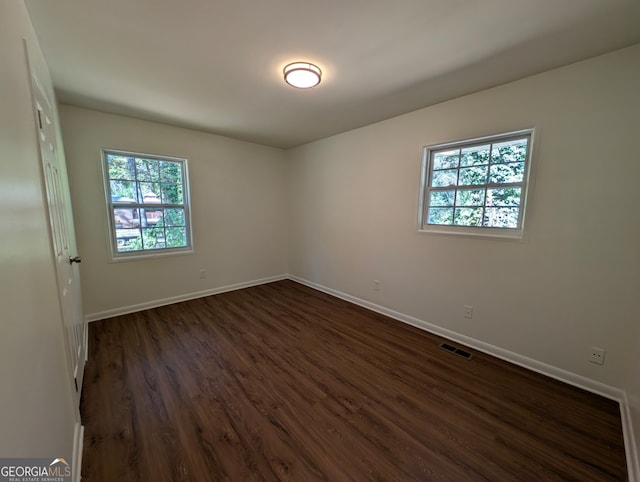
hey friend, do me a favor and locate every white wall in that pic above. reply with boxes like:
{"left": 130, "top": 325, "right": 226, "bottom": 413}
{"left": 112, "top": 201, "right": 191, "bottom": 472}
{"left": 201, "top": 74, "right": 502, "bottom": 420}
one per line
{"left": 288, "top": 45, "right": 640, "bottom": 390}
{"left": 59, "top": 106, "right": 289, "bottom": 317}
{"left": 0, "top": 0, "right": 76, "bottom": 459}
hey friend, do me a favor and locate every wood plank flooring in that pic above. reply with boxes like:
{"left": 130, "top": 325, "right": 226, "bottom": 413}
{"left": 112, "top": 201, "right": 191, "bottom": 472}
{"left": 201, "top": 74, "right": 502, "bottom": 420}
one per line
{"left": 80, "top": 280, "right": 627, "bottom": 481}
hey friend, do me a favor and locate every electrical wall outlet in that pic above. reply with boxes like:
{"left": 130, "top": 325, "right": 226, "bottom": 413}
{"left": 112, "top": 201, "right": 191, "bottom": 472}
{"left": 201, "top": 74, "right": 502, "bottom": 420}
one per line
{"left": 199, "top": 269, "right": 207, "bottom": 279}
{"left": 463, "top": 305, "right": 473, "bottom": 319}
{"left": 373, "top": 280, "right": 381, "bottom": 291}
{"left": 588, "top": 347, "right": 606, "bottom": 365}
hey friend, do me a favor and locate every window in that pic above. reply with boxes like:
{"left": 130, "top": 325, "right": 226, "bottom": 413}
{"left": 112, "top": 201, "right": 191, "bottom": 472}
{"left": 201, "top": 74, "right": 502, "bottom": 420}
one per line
{"left": 419, "top": 129, "right": 533, "bottom": 237}
{"left": 102, "top": 149, "right": 192, "bottom": 258}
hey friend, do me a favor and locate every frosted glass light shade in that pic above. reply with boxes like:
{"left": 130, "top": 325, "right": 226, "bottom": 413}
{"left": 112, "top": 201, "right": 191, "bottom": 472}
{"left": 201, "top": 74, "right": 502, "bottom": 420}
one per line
{"left": 283, "top": 62, "right": 322, "bottom": 88}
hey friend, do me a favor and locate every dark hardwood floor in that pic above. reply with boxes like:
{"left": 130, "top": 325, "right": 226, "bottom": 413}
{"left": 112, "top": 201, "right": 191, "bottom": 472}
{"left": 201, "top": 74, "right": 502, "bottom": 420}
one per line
{"left": 80, "top": 280, "right": 627, "bottom": 481}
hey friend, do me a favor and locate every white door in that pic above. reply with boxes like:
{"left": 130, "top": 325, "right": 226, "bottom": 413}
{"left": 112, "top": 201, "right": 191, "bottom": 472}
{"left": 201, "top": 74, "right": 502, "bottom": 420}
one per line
{"left": 32, "top": 78, "right": 87, "bottom": 410}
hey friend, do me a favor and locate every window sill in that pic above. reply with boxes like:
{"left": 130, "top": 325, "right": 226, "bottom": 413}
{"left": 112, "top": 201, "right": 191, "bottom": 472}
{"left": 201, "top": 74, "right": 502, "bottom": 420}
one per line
{"left": 109, "top": 247, "right": 194, "bottom": 263}
{"left": 418, "top": 226, "right": 525, "bottom": 241}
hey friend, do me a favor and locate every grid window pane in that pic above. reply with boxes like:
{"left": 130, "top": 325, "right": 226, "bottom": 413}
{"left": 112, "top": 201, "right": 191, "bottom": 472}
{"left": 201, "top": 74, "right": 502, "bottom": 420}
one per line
{"left": 135, "top": 158, "right": 160, "bottom": 182}
{"left": 161, "top": 182, "right": 183, "bottom": 204}
{"left": 456, "top": 189, "right": 485, "bottom": 207}
{"left": 113, "top": 207, "right": 139, "bottom": 228}
{"left": 139, "top": 182, "right": 161, "bottom": 198}
{"left": 110, "top": 180, "right": 137, "bottom": 202}
{"left": 454, "top": 208, "right": 483, "bottom": 226}
{"left": 104, "top": 150, "right": 191, "bottom": 258}
{"left": 489, "top": 162, "right": 524, "bottom": 184}
{"left": 429, "top": 190, "right": 455, "bottom": 207}
{"left": 432, "top": 150, "right": 459, "bottom": 170}
{"left": 160, "top": 161, "right": 182, "bottom": 184}
{"left": 460, "top": 145, "right": 490, "bottom": 167}
{"left": 432, "top": 169, "right": 458, "bottom": 187}
{"left": 428, "top": 207, "right": 454, "bottom": 225}
{"left": 115, "top": 229, "right": 141, "bottom": 252}
{"left": 164, "top": 208, "right": 186, "bottom": 227}
{"left": 484, "top": 208, "right": 520, "bottom": 228}
{"left": 108, "top": 156, "right": 135, "bottom": 180}
{"left": 491, "top": 139, "right": 528, "bottom": 164}
{"left": 421, "top": 131, "right": 531, "bottom": 233}
{"left": 487, "top": 187, "right": 521, "bottom": 207}
{"left": 459, "top": 166, "right": 488, "bottom": 186}
{"left": 166, "top": 227, "right": 187, "bottom": 248}
{"left": 142, "top": 228, "right": 165, "bottom": 249}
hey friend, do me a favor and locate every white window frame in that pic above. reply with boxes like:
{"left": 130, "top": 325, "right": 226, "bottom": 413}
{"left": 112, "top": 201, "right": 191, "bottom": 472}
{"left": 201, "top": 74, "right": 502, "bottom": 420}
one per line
{"left": 418, "top": 129, "right": 535, "bottom": 239}
{"left": 102, "top": 148, "right": 193, "bottom": 260}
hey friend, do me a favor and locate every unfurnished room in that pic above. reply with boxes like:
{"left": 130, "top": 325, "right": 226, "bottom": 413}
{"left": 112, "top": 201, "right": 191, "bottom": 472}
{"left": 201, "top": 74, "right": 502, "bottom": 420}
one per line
{"left": 2, "top": 0, "right": 640, "bottom": 480}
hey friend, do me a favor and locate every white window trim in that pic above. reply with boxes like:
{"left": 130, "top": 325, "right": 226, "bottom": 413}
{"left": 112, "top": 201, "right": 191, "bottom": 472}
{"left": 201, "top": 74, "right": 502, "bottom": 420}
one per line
{"left": 101, "top": 148, "right": 194, "bottom": 261}
{"left": 417, "top": 128, "right": 536, "bottom": 239}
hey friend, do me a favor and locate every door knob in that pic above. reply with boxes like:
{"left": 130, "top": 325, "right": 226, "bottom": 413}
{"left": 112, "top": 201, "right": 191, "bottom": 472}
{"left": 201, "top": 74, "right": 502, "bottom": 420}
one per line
{"left": 69, "top": 256, "right": 82, "bottom": 264}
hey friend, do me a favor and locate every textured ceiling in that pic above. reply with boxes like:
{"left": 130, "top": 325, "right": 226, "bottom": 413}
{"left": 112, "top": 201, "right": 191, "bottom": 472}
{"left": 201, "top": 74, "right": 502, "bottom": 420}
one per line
{"left": 25, "top": 0, "right": 640, "bottom": 148}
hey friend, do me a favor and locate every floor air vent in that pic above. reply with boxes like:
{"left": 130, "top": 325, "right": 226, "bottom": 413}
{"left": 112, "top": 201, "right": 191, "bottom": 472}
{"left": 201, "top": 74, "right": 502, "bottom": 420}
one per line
{"left": 439, "top": 342, "right": 472, "bottom": 360}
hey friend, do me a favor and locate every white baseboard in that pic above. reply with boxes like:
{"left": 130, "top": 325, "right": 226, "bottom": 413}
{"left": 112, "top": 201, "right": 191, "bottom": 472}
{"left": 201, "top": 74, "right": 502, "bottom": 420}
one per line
{"left": 72, "top": 422, "right": 84, "bottom": 482}
{"left": 85, "top": 274, "right": 288, "bottom": 322}
{"left": 288, "top": 274, "right": 638, "bottom": 481}
{"left": 621, "top": 392, "right": 640, "bottom": 482}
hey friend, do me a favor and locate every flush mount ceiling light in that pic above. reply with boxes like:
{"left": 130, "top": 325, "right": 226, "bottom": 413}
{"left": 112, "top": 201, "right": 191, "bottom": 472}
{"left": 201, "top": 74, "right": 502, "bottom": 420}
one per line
{"left": 283, "top": 62, "right": 322, "bottom": 89}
